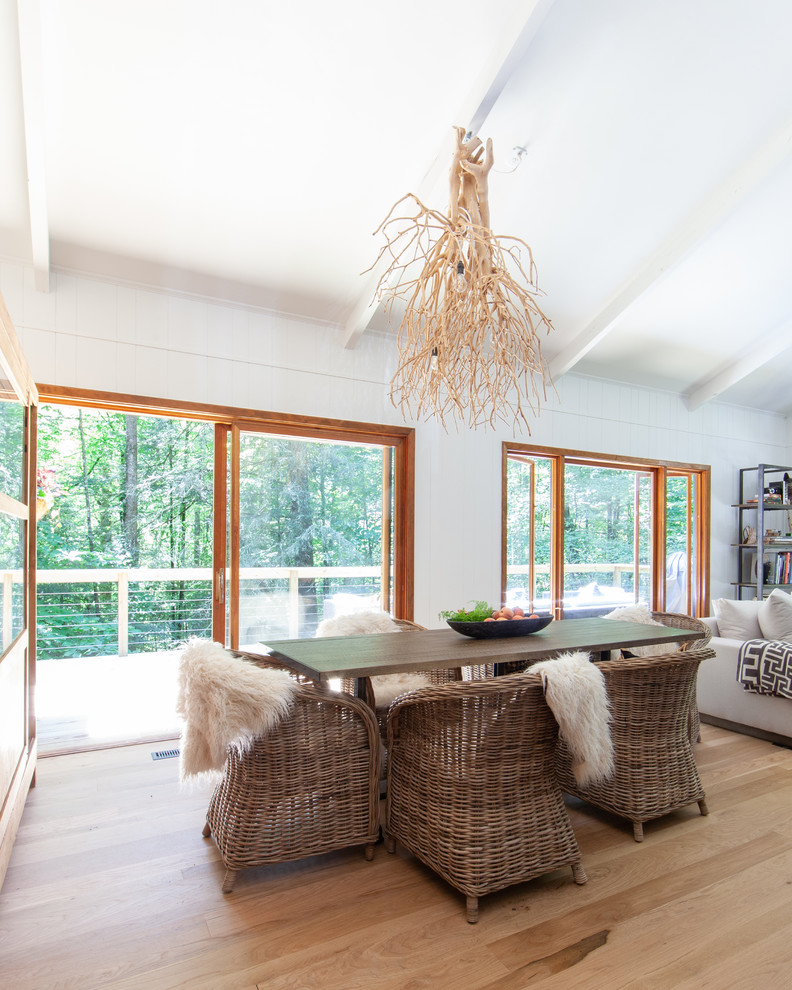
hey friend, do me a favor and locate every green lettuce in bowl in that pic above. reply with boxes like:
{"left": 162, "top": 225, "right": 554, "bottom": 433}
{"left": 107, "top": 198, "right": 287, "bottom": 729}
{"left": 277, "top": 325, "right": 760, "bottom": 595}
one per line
{"left": 438, "top": 601, "right": 497, "bottom": 622}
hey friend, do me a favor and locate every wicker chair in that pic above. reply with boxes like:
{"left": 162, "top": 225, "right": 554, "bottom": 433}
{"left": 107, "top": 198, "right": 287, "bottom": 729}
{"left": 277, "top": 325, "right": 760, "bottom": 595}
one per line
{"left": 201, "top": 656, "right": 381, "bottom": 893}
{"left": 650, "top": 611, "right": 712, "bottom": 651}
{"left": 555, "top": 648, "right": 714, "bottom": 842}
{"left": 384, "top": 671, "right": 587, "bottom": 924}
{"left": 649, "top": 611, "right": 711, "bottom": 741}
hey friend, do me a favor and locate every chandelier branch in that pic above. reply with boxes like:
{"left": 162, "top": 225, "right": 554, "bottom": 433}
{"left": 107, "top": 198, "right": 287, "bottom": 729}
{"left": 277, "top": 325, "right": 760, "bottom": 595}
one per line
{"left": 366, "top": 128, "right": 555, "bottom": 431}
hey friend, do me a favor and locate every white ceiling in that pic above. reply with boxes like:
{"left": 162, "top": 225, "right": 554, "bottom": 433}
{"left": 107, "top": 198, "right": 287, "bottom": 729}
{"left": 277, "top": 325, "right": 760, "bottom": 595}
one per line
{"left": 2, "top": 0, "right": 792, "bottom": 414}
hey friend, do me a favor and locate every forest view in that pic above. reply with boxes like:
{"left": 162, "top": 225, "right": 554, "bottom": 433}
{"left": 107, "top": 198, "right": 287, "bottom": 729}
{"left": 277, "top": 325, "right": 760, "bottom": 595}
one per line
{"left": 506, "top": 456, "right": 693, "bottom": 610}
{"left": 35, "top": 407, "right": 389, "bottom": 659}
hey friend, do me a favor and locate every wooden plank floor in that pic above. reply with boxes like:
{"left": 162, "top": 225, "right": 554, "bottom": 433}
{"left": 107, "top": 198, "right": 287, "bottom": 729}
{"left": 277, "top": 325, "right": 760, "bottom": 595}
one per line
{"left": 1, "top": 725, "right": 791, "bottom": 989}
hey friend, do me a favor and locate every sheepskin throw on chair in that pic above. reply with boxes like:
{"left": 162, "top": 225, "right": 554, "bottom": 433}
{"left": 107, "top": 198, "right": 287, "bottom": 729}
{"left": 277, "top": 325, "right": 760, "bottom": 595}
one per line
{"left": 315, "top": 610, "right": 431, "bottom": 706}
{"left": 176, "top": 638, "right": 297, "bottom": 781}
{"left": 532, "top": 650, "right": 614, "bottom": 785}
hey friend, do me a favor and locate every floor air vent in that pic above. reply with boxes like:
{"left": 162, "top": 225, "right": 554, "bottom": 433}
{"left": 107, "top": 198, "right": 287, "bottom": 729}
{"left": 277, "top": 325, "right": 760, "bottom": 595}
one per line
{"left": 151, "top": 748, "right": 180, "bottom": 761}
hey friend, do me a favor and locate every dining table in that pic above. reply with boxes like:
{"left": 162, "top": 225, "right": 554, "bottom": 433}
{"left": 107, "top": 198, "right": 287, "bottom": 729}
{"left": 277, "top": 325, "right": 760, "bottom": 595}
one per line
{"left": 257, "top": 616, "right": 705, "bottom": 688}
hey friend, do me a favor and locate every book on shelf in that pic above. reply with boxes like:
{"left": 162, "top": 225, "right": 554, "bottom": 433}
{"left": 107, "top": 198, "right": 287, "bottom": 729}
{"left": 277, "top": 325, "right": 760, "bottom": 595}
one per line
{"left": 772, "top": 550, "right": 792, "bottom": 585}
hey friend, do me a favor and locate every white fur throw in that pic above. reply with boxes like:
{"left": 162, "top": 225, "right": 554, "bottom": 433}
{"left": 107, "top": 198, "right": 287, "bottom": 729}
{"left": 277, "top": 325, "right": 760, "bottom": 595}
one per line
{"left": 315, "top": 610, "right": 431, "bottom": 706}
{"left": 532, "top": 651, "right": 614, "bottom": 786}
{"left": 604, "top": 603, "right": 678, "bottom": 657}
{"left": 176, "top": 638, "right": 297, "bottom": 782}
{"left": 315, "top": 610, "right": 402, "bottom": 637}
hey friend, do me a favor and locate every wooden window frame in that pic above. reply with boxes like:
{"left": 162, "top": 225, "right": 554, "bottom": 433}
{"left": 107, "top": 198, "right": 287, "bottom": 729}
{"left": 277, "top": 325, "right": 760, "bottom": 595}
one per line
{"left": 502, "top": 442, "right": 710, "bottom": 617}
{"left": 36, "top": 385, "right": 416, "bottom": 641}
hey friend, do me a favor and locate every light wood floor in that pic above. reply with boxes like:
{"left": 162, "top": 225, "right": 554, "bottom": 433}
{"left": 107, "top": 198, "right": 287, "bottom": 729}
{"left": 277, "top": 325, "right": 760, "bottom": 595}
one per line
{"left": 1, "top": 725, "right": 791, "bottom": 989}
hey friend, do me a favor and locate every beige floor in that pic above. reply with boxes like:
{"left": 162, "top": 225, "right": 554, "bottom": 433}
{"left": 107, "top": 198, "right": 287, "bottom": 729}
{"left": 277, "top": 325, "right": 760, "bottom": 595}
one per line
{"left": 36, "top": 650, "right": 183, "bottom": 754}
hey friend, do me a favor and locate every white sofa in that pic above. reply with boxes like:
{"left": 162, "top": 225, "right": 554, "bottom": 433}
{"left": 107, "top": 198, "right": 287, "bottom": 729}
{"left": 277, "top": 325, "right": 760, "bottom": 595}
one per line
{"left": 698, "top": 613, "right": 791, "bottom": 744}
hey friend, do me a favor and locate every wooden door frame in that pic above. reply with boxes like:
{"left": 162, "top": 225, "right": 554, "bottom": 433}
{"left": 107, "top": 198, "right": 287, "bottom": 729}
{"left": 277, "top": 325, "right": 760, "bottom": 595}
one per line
{"left": 0, "top": 294, "right": 38, "bottom": 892}
{"left": 37, "top": 386, "right": 416, "bottom": 645}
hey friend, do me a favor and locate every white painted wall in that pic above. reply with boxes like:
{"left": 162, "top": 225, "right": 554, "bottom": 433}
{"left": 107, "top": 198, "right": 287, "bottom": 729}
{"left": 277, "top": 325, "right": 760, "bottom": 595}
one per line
{"left": 2, "top": 260, "right": 788, "bottom": 627}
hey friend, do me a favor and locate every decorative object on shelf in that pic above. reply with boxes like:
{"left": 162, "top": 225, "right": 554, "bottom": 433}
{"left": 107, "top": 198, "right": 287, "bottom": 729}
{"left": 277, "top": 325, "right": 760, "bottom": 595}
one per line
{"left": 368, "top": 127, "right": 554, "bottom": 431}
{"left": 743, "top": 526, "right": 756, "bottom": 545}
{"left": 751, "top": 552, "right": 772, "bottom": 584}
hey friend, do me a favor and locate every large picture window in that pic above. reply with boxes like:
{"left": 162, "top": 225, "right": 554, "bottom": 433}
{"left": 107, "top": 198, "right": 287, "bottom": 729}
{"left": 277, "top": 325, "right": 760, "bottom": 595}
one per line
{"left": 37, "top": 387, "right": 415, "bottom": 653}
{"left": 503, "top": 444, "right": 709, "bottom": 618}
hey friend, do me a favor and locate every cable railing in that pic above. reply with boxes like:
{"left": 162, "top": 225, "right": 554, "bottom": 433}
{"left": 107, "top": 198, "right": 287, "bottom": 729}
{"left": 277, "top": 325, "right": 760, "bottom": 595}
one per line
{"left": 31, "top": 566, "right": 381, "bottom": 660}
{"left": 1, "top": 561, "right": 652, "bottom": 660}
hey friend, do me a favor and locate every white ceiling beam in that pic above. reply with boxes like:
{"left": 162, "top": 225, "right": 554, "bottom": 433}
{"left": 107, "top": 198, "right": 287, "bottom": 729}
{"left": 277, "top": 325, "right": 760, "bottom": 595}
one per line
{"left": 686, "top": 321, "right": 792, "bottom": 410}
{"left": 17, "top": 0, "right": 50, "bottom": 293}
{"left": 548, "top": 114, "right": 792, "bottom": 384}
{"left": 340, "top": 0, "right": 558, "bottom": 349}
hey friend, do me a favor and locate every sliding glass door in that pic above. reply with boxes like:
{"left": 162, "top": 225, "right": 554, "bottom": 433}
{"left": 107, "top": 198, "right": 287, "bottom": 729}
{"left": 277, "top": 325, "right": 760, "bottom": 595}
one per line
{"left": 0, "top": 294, "right": 37, "bottom": 892}
{"left": 561, "top": 463, "right": 653, "bottom": 617}
{"left": 221, "top": 425, "right": 403, "bottom": 649}
{"left": 33, "top": 387, "right": 414, "bottom": 748}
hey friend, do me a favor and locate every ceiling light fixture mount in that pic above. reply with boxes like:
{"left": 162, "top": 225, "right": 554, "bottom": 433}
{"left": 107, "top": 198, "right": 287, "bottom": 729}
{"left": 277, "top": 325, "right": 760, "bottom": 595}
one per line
{"left": 367, "top": 126, "right": 554, "bottom": 431}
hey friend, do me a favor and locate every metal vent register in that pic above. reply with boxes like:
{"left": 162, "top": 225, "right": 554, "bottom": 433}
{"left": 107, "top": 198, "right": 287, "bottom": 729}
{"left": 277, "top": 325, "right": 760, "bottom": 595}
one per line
{"left": 151, "top": 748, "right": 180, "bottom": 761}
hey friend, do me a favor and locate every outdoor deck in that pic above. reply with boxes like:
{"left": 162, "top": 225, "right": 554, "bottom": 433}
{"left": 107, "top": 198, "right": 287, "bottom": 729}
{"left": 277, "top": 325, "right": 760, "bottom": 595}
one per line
{"left": 36, "top": 650, "right": 183, "bottom": 755}
{"left": 35, "top": 642, "right": 298, "bottom": 755}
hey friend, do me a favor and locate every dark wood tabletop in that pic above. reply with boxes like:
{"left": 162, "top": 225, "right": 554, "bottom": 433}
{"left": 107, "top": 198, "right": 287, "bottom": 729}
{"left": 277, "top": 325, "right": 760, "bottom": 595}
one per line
{"left": 259, "top": 617, "right": 702, "bottom": 682}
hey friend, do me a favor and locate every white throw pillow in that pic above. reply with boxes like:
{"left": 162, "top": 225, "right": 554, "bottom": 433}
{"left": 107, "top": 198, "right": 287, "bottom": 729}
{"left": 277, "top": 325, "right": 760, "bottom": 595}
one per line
{"left": 758, "top": 589, "right": 792, "bottom": 641}
{"left": 315, "top": 610, "right": 401, "bottom": 637}
{"left": 712, "top": 598, "right": 763, "bottom": 640}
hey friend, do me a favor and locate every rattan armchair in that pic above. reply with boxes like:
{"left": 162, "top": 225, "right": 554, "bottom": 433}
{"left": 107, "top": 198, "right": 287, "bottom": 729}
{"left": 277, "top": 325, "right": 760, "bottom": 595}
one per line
{"left": 384, "top": 671, "right": 587, "bottom": 924}
{"left": 649, "top": 611, "right": 712, "bottom": 741}
{"left": 650, "top": 611, "right": 712, "bottom": 650}
{"left": 201, "top": 656, "right": 381, "bottom": 893}
{"left": 555, "top": 648, "right": 714, "bottom": 842}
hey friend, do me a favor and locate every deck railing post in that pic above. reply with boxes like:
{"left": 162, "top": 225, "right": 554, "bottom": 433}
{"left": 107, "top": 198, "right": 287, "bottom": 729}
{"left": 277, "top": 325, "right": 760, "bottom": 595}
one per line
{"left": 288, "top": 569, "right": 300, "bottom": 638}
{"left": 117, "top": 570, "right": 129, "bottom": 657}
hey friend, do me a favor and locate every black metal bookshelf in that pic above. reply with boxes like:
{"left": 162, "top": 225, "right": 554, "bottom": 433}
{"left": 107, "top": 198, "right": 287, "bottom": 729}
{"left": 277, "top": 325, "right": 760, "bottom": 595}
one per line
{"left": 733, "top": 463, "right": 792, "bottom": 600}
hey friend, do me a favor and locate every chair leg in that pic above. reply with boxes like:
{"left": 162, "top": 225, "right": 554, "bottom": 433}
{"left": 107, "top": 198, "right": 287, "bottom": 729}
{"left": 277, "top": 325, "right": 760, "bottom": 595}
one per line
{"left": 202, "top": 822, "right": 211, "bottom": 837}
{"left": 385, "top": 833, "right": 396, "bottom": 854}
{"left": 698, "top": 798, "right": 709, "bottom": 817}
{"left": 572, "top": 862, "right": 587, "bottom": 885}
{"left": 364, "top": 843, "right": 375, "bottom": 861}
{"left": 221, "top": 868, "right": 238, "bottom": 893}
{"left": 466, "top": 896, "right": 479, "bottom": 924}
{"left": 632, "top": 821, "right": 644, "bottom": 842}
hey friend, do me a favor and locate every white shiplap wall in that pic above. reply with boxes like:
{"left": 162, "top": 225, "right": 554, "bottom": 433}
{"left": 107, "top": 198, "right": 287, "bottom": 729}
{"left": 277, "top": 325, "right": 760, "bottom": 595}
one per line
{"left": 2, "top": 260, "right": 788, "bottom": 626}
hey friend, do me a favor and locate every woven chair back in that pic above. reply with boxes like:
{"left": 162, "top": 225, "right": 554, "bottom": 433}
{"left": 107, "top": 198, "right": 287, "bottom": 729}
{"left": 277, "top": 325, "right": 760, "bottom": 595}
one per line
{"left": 385, "top": 671, "right": 586, "bottom": 921}
{"left": 556, "top": 649, "right": 712, "bottom": 840}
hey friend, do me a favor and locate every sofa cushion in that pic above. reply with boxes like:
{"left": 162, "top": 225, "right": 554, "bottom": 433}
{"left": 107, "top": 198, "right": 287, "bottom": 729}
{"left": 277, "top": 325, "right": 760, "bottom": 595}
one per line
{"left": 758, "top": 588, "right": 792, "bottom": 641}
{"left": 712, "top": 598, "right": 763, "bottom": 640}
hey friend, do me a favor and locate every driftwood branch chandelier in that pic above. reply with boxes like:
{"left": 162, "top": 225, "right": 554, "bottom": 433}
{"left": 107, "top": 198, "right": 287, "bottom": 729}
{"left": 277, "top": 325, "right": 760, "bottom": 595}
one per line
{"left": 368, "top": 127, "right": 555, "bottom": 431}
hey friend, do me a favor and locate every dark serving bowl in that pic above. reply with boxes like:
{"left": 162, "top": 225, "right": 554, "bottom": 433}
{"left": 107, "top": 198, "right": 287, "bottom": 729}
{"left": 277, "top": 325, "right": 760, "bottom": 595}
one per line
{"left": 446, "top": 615, "right": 553, "bottom": 639}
